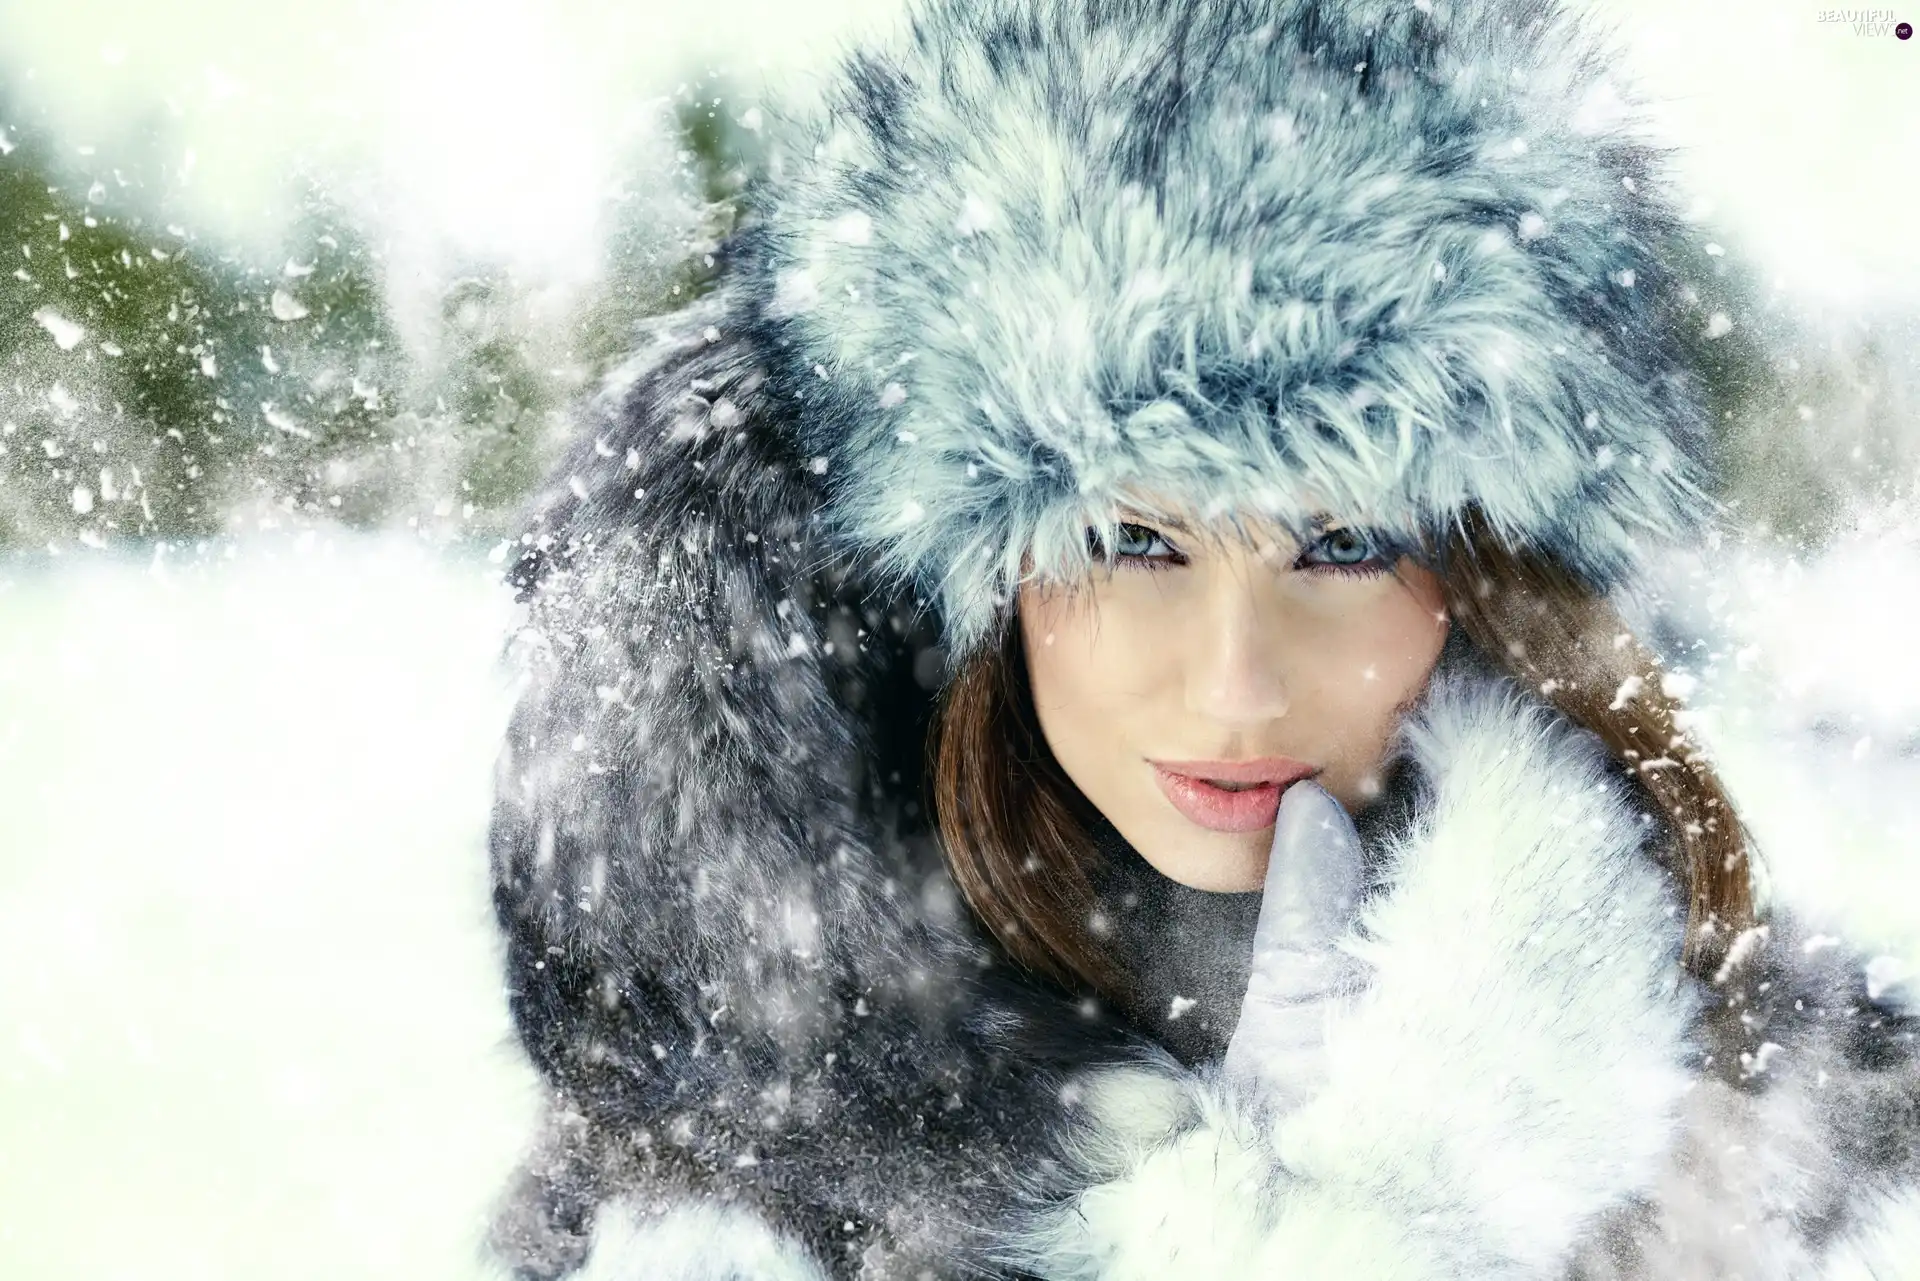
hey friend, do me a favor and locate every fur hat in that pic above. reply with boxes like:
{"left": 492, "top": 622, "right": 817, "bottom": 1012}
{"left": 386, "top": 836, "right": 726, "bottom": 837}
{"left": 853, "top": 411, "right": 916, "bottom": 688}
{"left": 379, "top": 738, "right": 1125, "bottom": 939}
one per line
{"left": 724, "top": 0, "right": 1720, "bottom": 657}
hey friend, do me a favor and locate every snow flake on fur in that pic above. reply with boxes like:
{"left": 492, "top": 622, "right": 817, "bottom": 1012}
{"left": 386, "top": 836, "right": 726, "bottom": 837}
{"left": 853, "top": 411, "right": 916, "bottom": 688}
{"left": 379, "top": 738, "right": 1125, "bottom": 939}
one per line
{"left": 735, "top": 0, "right": 1720, "bottom": 654}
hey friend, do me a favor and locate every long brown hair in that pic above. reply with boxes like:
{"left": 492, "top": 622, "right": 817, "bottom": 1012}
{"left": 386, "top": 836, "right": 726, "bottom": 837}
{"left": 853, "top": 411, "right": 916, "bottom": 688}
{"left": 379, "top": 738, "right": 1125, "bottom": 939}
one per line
{"left": 929, "top": 507, "right": 1757, "bottom": 1000}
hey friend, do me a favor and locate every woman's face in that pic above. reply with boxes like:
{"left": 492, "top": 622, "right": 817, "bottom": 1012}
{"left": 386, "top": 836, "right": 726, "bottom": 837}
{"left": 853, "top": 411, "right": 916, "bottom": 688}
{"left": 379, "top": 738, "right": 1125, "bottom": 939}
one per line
{"left": 1017, "top": 500, "right": 1451, "bottom": 892}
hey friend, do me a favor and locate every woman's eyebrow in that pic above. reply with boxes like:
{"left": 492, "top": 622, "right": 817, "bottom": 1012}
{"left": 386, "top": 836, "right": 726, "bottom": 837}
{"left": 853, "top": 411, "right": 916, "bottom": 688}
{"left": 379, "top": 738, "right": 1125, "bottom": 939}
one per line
{"left": 1115, "top": 507, "right": 1192, "bottom": 533}
{"left": 1113, "top": 508, "right": 1346, "bottom": 537}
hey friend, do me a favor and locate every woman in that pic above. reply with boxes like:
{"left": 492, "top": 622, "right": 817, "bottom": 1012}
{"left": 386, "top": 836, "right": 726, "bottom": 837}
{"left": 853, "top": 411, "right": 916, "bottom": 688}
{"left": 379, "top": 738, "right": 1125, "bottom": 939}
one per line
{"left": 485, "top": 0, "right": 1920, "bottom": 1277}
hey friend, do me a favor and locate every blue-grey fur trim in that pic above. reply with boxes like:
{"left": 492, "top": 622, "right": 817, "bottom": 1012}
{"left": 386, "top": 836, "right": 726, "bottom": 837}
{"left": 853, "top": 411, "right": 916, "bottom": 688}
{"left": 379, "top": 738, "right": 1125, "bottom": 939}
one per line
{"left": 726, "top": 0, "right": 1723, "bottom": 656}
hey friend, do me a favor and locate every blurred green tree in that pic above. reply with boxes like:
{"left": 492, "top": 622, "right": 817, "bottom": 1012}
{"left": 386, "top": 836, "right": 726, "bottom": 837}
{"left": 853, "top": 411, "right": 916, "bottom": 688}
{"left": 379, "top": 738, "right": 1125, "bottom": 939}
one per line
{"left": 572, "top": 68, "right": 765, "bottom": 375}
{"left": 1664, "top": 227, "right": 1920, "bottom": 548}
{"left": 0, "top": 92, "right": 414, "bottom": 546}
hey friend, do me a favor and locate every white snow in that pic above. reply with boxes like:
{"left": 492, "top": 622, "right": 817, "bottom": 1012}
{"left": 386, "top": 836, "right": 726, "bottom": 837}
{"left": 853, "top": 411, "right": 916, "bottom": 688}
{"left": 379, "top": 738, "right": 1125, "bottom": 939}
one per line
{"left": 955, "top": 193, "right": 998, "bottom": 237}
{"left": 269, "top": 287, "right": 310, "bottom": 322}
{"left": 830, "top": 211, "right": 874, "bottom": 245}
{"left": 1645, "top": 513, "right": 1920, "bottom": 1007}
{"left": 1610, "top": 0, "right": 1920, "bottom": 308}
{"left": 0, "top": 3, "right": 1908, "bottom": 1276}
{"left": 1867, "top": 955, "right": 1915, "bottom": 1002}
{"left": 262, "top": 402, "right": 312, "bottom": 439}
{"left": 32, "top": 307, "right": 86, "bottom": 350}
{"left": 0, "top": 534, "right": 539, "bottom": 1281}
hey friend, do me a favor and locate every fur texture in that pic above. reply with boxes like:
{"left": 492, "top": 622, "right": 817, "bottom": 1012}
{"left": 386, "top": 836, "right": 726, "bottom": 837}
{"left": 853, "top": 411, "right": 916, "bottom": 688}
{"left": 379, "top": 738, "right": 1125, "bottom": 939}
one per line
{"left": 567, "top": 1201, "right": 830, "bottom": 1281}
{"left": 484, "top": 1, "right": 1920, "bottom": 1278}
{"left": 733, "top": 0, "right": 1718, "bottom": 656}
{"left": 1000, "top": 668, "right": 1702, "bottom": 1279}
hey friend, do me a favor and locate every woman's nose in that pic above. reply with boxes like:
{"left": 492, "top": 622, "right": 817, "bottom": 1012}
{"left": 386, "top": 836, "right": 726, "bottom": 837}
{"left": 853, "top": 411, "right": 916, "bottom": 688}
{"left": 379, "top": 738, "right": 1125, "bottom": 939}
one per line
{"left": 1184, "top": 579, "right": 1291, "bottom": 725}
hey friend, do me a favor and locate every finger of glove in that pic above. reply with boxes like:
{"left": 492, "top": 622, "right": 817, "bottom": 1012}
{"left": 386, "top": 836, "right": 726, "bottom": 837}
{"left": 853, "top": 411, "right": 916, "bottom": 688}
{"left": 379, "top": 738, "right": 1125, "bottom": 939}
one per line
{"left": 1225, "top": 782, "right": 1367, "bottom": 1096}
{"left": 1235, "top": 942, "right": 1367, "bottom": 1077}
{"left": 1249, "top": 778, "right": 1366, "bottom": 964}
{"left": 1243, "top": 944, "right": 1365, "bottom": 1007}
{"left": 1221, "top": 998, "right": 1334, "bottom": 1099}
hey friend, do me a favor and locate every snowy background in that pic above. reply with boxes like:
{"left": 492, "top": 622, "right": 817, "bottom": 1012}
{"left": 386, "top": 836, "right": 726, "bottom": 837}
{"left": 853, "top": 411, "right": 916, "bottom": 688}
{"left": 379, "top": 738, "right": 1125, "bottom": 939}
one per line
{"left": 0, "top": 1, "right": 1915, "bottom": 1278}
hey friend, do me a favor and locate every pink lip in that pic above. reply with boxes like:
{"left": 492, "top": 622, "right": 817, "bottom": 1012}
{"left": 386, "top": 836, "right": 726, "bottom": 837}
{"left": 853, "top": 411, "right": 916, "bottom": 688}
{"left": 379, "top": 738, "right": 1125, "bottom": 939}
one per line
{"left": 1149, "top": 758, "right": 1321, "bottom": 833}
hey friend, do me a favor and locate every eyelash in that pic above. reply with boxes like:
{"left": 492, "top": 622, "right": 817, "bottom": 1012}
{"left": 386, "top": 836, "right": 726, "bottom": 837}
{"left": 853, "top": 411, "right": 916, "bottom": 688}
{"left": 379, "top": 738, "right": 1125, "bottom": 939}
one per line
{"left": 1089, "top": 522, "right": 1392, "bottom": 579}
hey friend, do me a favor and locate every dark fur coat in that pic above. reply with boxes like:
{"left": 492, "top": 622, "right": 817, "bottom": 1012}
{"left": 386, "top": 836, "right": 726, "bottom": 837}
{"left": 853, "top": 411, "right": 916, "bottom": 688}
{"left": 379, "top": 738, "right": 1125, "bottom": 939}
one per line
{"left": 482, "top": 288, "right": 1920, "bottom": 1280}
{"left": 482, "top": 1, "right": 1920, "bottom": 1276}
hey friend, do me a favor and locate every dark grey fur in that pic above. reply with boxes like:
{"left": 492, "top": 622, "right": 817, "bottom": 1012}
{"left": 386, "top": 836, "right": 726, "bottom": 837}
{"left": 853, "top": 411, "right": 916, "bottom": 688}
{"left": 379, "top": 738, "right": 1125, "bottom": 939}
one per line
{"left": 486, "top": 291, "right": 1130, "bottom": 1279}
{"left": 483, "top": 1, "right": 1920, "bottom": 1277}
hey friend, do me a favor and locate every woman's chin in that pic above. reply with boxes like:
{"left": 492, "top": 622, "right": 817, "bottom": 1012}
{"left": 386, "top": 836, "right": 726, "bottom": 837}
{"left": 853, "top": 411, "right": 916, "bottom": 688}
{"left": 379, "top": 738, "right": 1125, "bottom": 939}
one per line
{"left": 1134, "top": 830, "right": 1269, "bottom": 893}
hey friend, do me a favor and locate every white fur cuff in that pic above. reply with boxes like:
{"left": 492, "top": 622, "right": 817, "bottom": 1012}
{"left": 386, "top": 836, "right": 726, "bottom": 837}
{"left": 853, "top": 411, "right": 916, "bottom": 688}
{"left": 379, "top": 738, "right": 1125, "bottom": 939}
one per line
{"left": 570, "top": 1199, "right": 830, "bottom": 1281}
{"left": 1010, "top": 1063, "right": 1449, "bottom": 1280}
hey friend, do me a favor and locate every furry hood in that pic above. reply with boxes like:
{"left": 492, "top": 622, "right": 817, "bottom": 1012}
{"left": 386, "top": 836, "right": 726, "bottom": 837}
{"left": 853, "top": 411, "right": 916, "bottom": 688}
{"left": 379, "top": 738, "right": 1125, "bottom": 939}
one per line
{"left": 730, "top": 0, "right": 1719, "bottom": 655}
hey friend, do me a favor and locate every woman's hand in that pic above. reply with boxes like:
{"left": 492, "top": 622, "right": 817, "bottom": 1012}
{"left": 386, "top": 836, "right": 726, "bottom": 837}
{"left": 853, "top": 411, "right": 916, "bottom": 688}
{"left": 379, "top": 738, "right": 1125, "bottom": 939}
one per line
{"left": 1221, "top": 779, "right": 1369, "bottom": 1109}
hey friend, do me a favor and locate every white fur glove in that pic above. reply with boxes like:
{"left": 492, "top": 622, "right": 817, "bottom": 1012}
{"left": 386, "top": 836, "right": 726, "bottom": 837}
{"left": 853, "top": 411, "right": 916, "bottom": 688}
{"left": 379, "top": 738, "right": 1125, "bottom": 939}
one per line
{"left": 1221, "top": 779, "right": 1369, "bottom": 1109}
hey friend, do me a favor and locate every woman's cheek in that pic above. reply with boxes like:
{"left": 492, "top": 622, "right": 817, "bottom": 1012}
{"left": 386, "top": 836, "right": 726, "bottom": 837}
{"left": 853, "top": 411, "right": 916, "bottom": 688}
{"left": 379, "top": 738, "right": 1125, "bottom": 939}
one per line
{"left": 1025, "top": 584, "right": 1151, "bottom": 744}
{"left": 1079, "top": 575, "right": 1184, "bottom": 688}
{"left": 1313, "top": 582, "right": 1447, "bottom": 799}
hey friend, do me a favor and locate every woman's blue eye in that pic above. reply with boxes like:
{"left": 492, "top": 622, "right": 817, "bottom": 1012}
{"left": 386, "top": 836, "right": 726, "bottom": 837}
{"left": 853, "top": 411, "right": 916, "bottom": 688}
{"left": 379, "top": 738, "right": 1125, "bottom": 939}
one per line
{"left": 1113, "top": 522, "right": 1172, "bottom": 558}
{"left": 1089, "top": 522, "right": 1181, "bottom": 567}
{"left": 1312, "top": 529, "right": 1370, "bottom": 564}
{"left": 1298, "top": 528, "right": 1389, "bottom": 576}
{"left": 1087, "top": 522, "right": 1390, "bottom": 577}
